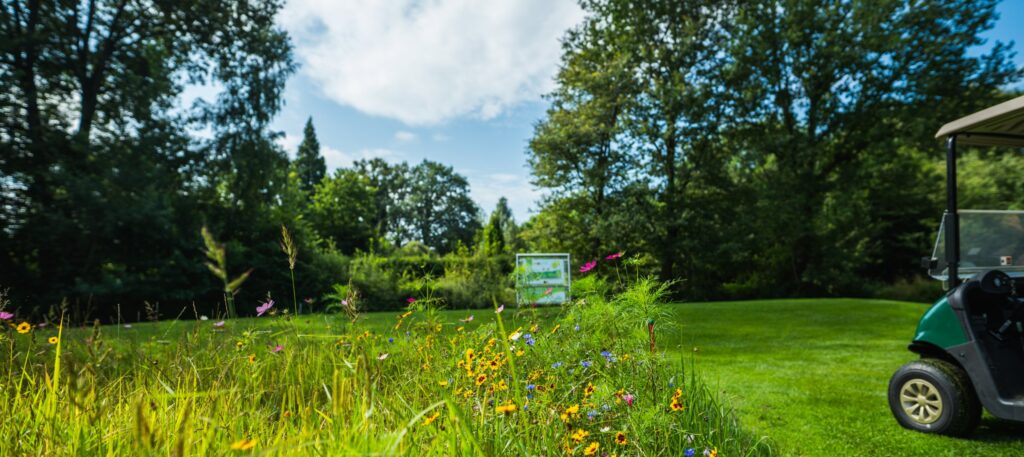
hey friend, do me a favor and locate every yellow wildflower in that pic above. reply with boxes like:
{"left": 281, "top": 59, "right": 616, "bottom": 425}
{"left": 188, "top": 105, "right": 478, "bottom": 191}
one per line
{"left": 571, "top": 429, "right": 590, "bottom": 443}
{"left": 615, "top": 431, "right": 627, "bottom": 445}
{"left": 583, "top": 442, "right": 599, "bottom": 456}
{"left": 48, "top": 336, "right": 59, "bottom": 344}
{"left": 230, "top": 438, "right": 256, "bottom": 451}
{"left": 495, "top": 402, "right": 517, "bottom": 414}
{"left": 16, "top": 322, "right": 30, "bottom": 334}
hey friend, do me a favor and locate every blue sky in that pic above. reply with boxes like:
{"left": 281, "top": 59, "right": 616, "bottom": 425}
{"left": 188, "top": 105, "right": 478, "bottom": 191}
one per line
{"left": 268, "top": 0, "right": 1024, "bottom": 222}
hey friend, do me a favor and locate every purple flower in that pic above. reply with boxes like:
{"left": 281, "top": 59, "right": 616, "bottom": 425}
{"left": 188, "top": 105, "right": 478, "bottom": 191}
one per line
{"left": 580, "top": 361, "right": 592, "bottom": 368}
{"left": 0, "top": 311, "right": 13, "bottom": 320}
{"left": 623, "top": 393, "right": 635, "bottom": 406}
{"left": 256, "top": 299, "right": 275, "bottom": 317}
{"left": 213, "top": 320, "right": 225, "bottom": 328}
{"left": 271, "top": 344, "right": 284, "bottom": 353}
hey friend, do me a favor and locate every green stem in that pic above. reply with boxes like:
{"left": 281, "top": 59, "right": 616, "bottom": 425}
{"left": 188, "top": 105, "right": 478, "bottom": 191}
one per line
{"left": 290, "top": 268, "right": 298, "bottom": 316}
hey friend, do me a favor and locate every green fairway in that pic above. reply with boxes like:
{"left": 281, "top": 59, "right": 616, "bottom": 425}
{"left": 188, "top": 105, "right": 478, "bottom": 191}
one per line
{"left": 666, "top": 298, "right": 1024, "bottom": 456}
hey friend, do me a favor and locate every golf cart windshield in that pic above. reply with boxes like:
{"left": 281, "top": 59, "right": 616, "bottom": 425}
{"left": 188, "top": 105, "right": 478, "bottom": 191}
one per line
{"left": 931, "top": 210, "right": 1024, "bottom": 280}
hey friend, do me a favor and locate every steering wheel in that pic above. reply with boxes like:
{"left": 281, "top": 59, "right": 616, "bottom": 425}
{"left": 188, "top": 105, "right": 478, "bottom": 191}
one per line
{"left": 978, "top": 269, "right": 1013, "bottom": 296}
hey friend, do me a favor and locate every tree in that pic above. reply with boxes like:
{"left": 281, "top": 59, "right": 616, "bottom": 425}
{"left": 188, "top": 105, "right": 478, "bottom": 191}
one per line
{"left": 394, "top": 160, "right": 480, "bottom": 253}
{"left": 294, "top": 117, "right": 327, "bottom": 192}
{"left": 354, "top": 158, "right": 410, "bottom": 244}
{"left": 726, "top": 0, "right": 1021, "bottom": 293}
{"left": 307, "top": 169, "right": 376, "bottom": 254}
{"left": 0, "top": 0, "right": 296, "bottom": 313}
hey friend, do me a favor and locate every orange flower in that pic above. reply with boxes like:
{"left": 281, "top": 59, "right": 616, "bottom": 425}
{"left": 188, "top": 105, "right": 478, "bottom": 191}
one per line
{"left": 422, "top": 411, "right": 441, "bottom": 425}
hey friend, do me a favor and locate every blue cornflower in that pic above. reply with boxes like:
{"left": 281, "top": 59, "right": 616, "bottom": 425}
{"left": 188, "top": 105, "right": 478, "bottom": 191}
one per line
{"left": 552, "top": 362, "right": 563, "bottom": 369}
{"left": 601, "top": 404, "right": 610, "bottom": 411}
{"left": 388, "top": 338, "right": 394, "bottom": 343}
{"left": 600, "top": 350, "right": 615, "bottom": 362}
{"left": 574, "top": 323, "right": 580, "bottom": 331}
{"left": 526, "top": 384, "right": 536, "bottom": 391}
{"left": 587, "top": 410, "right": 597, "bottom": 419}
{"left": 580, "top": 360, "right": 592, "bottom": 368}
{"left": 685, "top": 450, "right": 695, "bottom": 457}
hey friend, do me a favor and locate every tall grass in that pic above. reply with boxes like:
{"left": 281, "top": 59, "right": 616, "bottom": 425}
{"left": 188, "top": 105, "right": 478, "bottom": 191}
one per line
{"left": 0, "top": 277, "right": 772, "bottom": 456}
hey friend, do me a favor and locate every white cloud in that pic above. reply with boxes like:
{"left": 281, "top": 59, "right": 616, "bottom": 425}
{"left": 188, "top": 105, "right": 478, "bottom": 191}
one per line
{"left": 394, "top": 130, "right": 417, "bottom": 142}
{"left": 276, "top": 133, "right": 401, "bottom": 170}
{"left": 278, "top": 0, "right": 584, "bottom": 125}
{"left": 468, "top": 172, "right": 539, "bottom": 221}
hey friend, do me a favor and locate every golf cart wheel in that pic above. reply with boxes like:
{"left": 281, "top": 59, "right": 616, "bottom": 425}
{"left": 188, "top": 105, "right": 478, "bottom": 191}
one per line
{"left": 887, "top": 358, "right": 981, "bottom": 436}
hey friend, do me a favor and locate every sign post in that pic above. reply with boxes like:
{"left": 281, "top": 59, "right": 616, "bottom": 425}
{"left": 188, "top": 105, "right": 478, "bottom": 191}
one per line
{"left": 515, "top": 253, "right": 571, "bottom": 305}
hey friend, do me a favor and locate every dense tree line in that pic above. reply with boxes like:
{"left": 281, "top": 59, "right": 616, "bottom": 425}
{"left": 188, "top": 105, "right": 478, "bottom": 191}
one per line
{"left": 0, "top": 0, "right": 487, "bottom": 320}
{"left": 2, "top": 0, "right": 1023, "bottom": 319}
{"left": 524, "top": 0, "right": 1023, "bottom": 300}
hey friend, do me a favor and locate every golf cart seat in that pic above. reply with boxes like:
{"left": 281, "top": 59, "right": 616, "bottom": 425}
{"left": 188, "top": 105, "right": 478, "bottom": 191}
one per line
{"left": 957, "top": 272, "right": 1024, "bottom": 401}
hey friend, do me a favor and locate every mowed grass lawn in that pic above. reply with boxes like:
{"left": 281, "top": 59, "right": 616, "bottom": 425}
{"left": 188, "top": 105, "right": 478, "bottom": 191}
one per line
{"left": 90, "top": 297, "right": 1024, "bottom": 456}
{"left": 667, "top": 298, "right": 1024, "bottom": 456}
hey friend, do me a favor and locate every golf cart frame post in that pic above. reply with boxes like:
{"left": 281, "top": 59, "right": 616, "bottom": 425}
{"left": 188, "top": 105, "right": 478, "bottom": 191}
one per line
{"left": 945, "top": 135, "right": 960, "bottom": 289}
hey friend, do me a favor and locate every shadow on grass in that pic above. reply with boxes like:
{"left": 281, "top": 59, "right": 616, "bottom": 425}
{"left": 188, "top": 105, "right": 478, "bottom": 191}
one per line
{"left": 971, "top": 418, "right": 1024, "bottom": 443}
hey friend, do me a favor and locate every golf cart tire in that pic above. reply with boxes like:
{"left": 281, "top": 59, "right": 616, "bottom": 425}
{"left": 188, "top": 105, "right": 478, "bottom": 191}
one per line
{"left": 888, "top": 358, "right": 981, "bottom": 436}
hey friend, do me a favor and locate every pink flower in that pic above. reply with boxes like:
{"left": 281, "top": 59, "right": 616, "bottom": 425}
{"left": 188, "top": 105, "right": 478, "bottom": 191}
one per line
{"left": 495, "top": 304, "right": 504, "bottom": 314}
{"left": 213, "top": 320, "right": 226, "bottom": 328}
{"left": 543, "top": 287, "right": 553, "bottom": 296}
{"left": 460, "top": 315, "right": 474, "bottom": 323}
{"left": 0, "top": 311, "right": 12, "bottom": 320}
{"left": 256, "top": 299, "right": 275, "bottom": 317}
{"left": 580, "top": 261, "right": 597, "bottom": 273}
{"left": 270, "top": 344, "right": 283, "bottom": 353}
{"left": 623, "top": 393, "right": 635, "bottom": 406}
{"left": 406, "top": 297, "right": 417, "bottom": 304}
{"left": 605, "top": 252, "right": 624, "bottom": 260}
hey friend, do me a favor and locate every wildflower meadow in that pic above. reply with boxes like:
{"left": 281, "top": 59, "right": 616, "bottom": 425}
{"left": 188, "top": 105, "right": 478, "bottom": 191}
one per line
{"left": 0, "top": 254, "right": 774, "bottom": 456}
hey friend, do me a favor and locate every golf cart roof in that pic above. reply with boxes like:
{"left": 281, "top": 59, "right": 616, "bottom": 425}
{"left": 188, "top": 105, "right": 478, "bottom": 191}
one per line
{"left": 935, "top": 95, "right": 1024, "bottom": 147}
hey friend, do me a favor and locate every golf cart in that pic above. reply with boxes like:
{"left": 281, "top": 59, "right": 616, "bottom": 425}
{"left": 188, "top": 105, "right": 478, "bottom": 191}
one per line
{"left": 888, "top": 95, "right": 1024, "bottom": 435}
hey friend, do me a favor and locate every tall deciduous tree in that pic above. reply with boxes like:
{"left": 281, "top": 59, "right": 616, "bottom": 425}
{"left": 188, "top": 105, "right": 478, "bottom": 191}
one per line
{"left": 294, "top": 117, "right": 326, "bottom": 192}
{"left": 394, "top": 160, "right": 480, "bottom": 253}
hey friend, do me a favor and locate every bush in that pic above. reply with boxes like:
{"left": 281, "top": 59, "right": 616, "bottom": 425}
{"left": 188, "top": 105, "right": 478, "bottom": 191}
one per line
{"left": 870, "top": 276, "right": 943, "bottom": 303}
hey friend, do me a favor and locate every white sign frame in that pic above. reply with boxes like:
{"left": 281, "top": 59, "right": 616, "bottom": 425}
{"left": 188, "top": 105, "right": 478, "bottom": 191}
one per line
{"left": 515, "top": 253, "right": 571, "bottom": 305}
